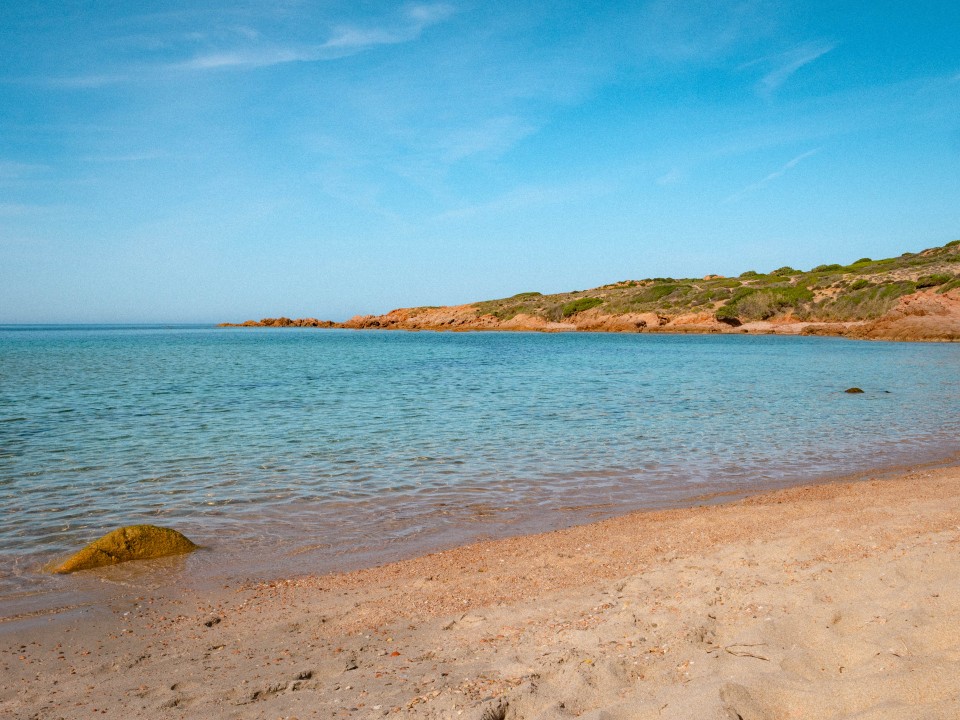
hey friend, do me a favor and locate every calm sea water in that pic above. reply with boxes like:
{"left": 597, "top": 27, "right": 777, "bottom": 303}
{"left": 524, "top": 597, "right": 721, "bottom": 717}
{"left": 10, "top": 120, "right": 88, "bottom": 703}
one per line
{"left": 1, "top": 326, "right": 959, "bottom": 616}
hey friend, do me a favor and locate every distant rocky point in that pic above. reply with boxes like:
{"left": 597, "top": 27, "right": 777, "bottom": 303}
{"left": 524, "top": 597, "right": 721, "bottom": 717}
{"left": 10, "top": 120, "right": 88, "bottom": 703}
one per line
{"left": 219, "top": 317, "right": 337, "bottom": 328}
{"left": 220, "top": 240, "right": 960, "bottom": 341}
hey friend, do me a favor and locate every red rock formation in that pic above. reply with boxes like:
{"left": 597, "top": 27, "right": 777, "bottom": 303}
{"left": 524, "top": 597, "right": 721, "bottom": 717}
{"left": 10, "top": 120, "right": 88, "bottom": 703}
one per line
{"left": 218, "top": 317, "right": 336, "bottom": 328}
{"left": 846, "top": 289, "right": 960, "bottom": 341}
{"left": 218, "top": 289, "right": 960, "bottom": 341}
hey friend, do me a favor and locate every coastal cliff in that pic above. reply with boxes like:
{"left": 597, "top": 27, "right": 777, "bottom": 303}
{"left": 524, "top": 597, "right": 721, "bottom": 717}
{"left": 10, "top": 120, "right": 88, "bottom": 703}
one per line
{"left": 221, "top": 240, "right": 960, "bottom": 341}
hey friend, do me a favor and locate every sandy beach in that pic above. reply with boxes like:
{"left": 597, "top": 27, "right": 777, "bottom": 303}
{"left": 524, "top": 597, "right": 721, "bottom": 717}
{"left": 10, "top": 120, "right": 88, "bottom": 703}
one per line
{"left": 3, "top": 464, "right": 960, "bottom": 719}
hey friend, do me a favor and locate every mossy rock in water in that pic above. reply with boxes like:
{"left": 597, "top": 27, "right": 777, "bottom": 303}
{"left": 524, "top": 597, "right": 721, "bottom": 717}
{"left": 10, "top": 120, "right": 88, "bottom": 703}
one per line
{"left": 844, "top": 387, "right": 865, "bottom": 394}
{"left": 50, "top": 525, "right": 198, "bottom": 574}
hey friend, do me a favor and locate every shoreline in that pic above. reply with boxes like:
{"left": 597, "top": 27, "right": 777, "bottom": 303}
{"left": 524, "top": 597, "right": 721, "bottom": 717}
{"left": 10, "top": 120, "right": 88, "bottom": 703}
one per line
{"left": 3, "top": 462, "right": 960, "bottom": 718}
{"left": 219, "top": 315, "right": 960, "bottom": 342}
{"left": 6, "top": 447, "right": 959, "bottom": 627}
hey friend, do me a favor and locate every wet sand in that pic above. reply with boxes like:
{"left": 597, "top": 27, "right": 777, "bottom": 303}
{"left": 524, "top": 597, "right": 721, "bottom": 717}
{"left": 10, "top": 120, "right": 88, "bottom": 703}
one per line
{"left": 3, "top": 464, "right": 960, "bottom": 719}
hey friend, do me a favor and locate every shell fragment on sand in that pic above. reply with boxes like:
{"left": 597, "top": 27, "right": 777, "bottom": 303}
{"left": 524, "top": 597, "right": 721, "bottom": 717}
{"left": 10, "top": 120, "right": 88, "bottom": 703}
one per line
{"left": 50, "top": 524, "right": 198, "bottom": 574}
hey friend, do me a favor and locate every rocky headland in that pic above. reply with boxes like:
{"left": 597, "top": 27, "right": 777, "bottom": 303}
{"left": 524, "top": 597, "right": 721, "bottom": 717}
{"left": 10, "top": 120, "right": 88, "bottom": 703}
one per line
{"left": 221, "top": 240, "right": 960, "bottom": 341}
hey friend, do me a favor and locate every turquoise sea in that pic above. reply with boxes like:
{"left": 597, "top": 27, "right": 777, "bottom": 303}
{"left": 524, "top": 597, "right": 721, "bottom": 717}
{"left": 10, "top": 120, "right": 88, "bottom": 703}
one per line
{"left": 1, "top": 326, "right": 959, "bottom": 617}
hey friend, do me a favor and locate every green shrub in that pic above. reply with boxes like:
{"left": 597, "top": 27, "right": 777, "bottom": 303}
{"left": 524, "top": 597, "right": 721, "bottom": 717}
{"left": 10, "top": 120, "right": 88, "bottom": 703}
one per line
{"left": 946, "top": 239, "right": 960, "bottom": 247}
{"left": 860, "top": 258, "right": 894, "bottom": 269}
{"left": 510, "top": 291, "right": 542, "bottom": 299}
{"left": 853, "top": 257, "right": 872, "bottom": 264}
{"left": 771, "top": 266, "right": 798, "bottom": 276}
{"left": 750, "top": 275, "right": 794, "bottom": 286}
{"left": 937, "top": 278, "right": 960, "bottom": 293}
{"left": 916, "top": 274, "right": 952, "bottom": 288}
{"left": 849, "top": 278, "right": 871, "bottom": 291}
{"left": 544, "top": 304, "right": 563, "bottom": 322}
{"left": 715, "top": 285, "right": 814, "bottom": 322}
{"left": 632, "top": 284, "right": 682, "bottom": 303}
{"left": 734, "top": 293, "right": 778, "bottom": 320}
{"left": 489, "top": 306, "right": 523, "bottom": 320}
{"left": 703, "top": 277, "right": 743, "bottom": 288}
{"left": 815, "top": 281, "right": 917, "bottom": 320}
{"left": 693, "top": 288, "right": 731, "bottom": 304}
{"left": 715, "top": 303, "right": 742, "bottom": 322}
{"left": 561, "top": 297, "right": 604, "bottom": 317}
{"left": 748, "top": 286, "right": 813, "bottom": 318}
{"left": 739, "top": 270, "right": 762, "bottom": 278}
{"left": 727, "top": 286, "right": 758, "bottom": 303}
{"left": 812, "top": 263, "right": 843, "bottom": 272}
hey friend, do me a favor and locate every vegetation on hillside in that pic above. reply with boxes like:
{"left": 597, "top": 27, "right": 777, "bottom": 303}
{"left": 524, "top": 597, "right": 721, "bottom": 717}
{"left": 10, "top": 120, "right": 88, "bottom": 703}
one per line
{"left": 472, "top": 240, "right": 960, "bottom": 324}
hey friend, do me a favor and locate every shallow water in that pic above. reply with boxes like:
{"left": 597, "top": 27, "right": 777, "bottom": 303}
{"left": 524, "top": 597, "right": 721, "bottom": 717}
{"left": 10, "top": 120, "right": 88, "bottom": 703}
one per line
{"left": 1, "top": 326, "right": 958, "bottom": 616}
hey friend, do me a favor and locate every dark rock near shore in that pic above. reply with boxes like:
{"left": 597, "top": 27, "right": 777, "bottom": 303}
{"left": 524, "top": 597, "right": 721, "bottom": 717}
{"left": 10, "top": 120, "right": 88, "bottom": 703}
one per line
{"left": 50, "top": 525, "right": 198, "bottom": 574}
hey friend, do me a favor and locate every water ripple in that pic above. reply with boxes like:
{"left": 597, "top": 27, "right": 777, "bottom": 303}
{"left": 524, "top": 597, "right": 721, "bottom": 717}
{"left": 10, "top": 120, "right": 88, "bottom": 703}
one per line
{"left": 1, "top": 326, "right": 959, "bottom": 606}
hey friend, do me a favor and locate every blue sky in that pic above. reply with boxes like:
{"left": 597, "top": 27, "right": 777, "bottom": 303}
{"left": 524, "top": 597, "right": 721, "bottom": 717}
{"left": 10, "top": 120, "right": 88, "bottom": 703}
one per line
{"left": 1, "top": 0, "right": 958, "bottom": 323}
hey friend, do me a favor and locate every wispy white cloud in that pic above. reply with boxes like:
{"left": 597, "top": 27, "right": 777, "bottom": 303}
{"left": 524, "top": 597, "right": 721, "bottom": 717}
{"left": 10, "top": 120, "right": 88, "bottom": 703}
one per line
{"left": 723, "top": 148, "right": 820, "bottom": 203}
{"left": 0, "top": 161, "right": 49, "bottom": 180}
{"left": 10, "top": 74, "right": 130, "bottom": 88}
{"left": 433, "top": 179, "right": 611, "bottom": 223}
{"left": 656, "top": 168, "right": 684, "bottom": 186}
{"left": 18, "top": 3, "right": 457, "bottom": 82}
{"left": 230, "top": 26, "right": 260, "bottom": 41}
{"left": 0, "top": 202, "right": 58, "bottom": 217}
{"left": 405, "top": 3, "right": 455, "bottom": 25}
{"left": 637, "top": 0, "right": 778, "bottom": 63}
{"left": 179, "top": 3, "right": 455, "bottom": 71}
{"left": 438, "top": 116, "right": 538, "bottom": 163}
{"left": 182, "top": 47, "right": 304, "bottom": 70}
{"left": 81, "top": 151, "right": 165, "bottom": 163}
{"left": 747, "top": 42, "right": 836, "bottom": 95}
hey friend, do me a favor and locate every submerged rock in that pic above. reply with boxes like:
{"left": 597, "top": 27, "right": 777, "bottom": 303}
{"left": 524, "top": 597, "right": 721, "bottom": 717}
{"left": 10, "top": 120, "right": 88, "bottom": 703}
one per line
{"left": 50, "top": 525, "right": 198, "bottom": 574}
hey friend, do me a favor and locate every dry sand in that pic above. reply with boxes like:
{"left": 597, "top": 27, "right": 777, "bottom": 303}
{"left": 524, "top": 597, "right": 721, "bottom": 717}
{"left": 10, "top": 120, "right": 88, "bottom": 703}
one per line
{"left": 3, "top": 465, "right": 960, "bottom": 719}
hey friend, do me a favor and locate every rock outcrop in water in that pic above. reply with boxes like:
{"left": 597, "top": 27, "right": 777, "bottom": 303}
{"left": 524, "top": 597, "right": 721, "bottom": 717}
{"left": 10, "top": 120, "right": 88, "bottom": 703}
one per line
{"left": 50, "top": 525, "right": 198, "bottom": 574}
{"left": 219, "top": 317, "right": 336, "bottom": 328}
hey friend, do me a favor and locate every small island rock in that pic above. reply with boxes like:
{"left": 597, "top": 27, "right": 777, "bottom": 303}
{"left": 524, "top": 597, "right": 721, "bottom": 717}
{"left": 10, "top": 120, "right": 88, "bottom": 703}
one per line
{"left": 50, "top": 525, "right": 198, "bottom": 574}
{"left": 844, "top": 387, "right": 865, "bottom": 394}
